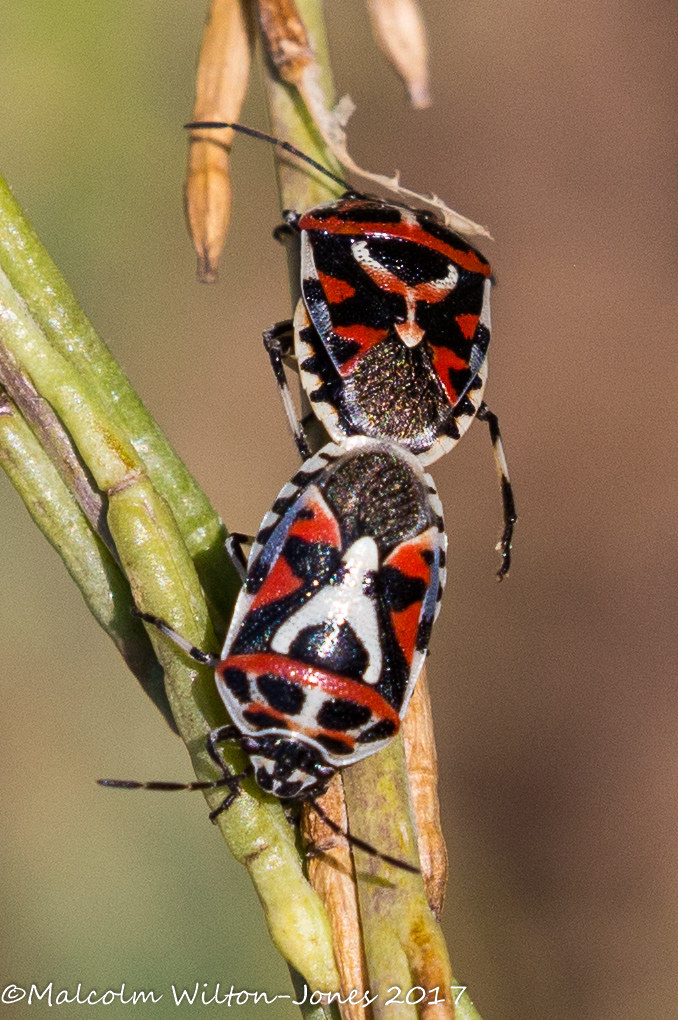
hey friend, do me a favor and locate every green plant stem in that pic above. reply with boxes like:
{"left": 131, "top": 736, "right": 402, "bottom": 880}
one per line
{"left": 0, "top": 389, "right": 173, "bottom": 728}
{"left": 107, "top": 475, "right": 340, "bottom": 992}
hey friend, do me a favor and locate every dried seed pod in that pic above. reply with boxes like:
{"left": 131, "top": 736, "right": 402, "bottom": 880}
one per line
{"left": 403, "top": 670, "right": 449, "bottom": 918}
{"left": 366, "top": 0, "right": 431, "bottom": 109}
{"left": 185, "top": 141, "right": 232, "bottom": 284}
{"left": 185, "top": 0, "right": 254, "bottom": 282}
{"left": 256, "top": 0, "right": 314, "bottom": 85}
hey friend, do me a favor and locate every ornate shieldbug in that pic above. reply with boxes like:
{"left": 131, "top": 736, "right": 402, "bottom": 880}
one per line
{"left": 265, "top": 193, "right": 514, "bottom": 576}
{"left": 271, "top": 195, "right": 492, "bottom": 468}
{"left": 114, "top": 437, "right": 445, "bottom": 812}
{"left": 215, "top": 436, "right": 446, "bottom": 798}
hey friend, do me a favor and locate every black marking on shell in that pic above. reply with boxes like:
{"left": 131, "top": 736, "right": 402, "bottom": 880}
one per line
{"left": 289, "top": 621, "right": 369, "bottom": 682}
{"left": 221, "top": 667, "right": 250, "bottom": 704}
{"left": 257, "top": 673, "right": 306, "bottom": 715}
{"left": 243, "top": 709, "right": 289, "bottom": 731}
{"left": 415, "top": 613, "right": 434, "bottom": 653}
{"left": 355, "top": 718, "right": 398, "bottom": 743}
{"left": 315, "top": 734, "right": 355, "bottom": 756}
{"left": 283, "top": 536, "right": 342, "bottom": 584}
{"left": 316, "top": 698, "right": 373, "bottom": 732}
{"left": 378, "top": 566, "right": 428, "bottom": 613}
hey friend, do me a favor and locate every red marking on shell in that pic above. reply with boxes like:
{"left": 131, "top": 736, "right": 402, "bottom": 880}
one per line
{"left": 390, "top": 602, "right": 421, "bottom": 668}
{"left": 221, "top": 652, "right": 401, "bottom": 727}
{"left": 287, "top": 492, "right": 342, "bottom": 548}
{"left": 384, "top": 534, "right": 434, "bottom": 584}
{"left": 299, "top": 211, "right": 491, "bottom": 277}
{"left": 350, "top": 244, "right": 459, "bottom": 349}
{"left": 456, "top": 313, "right": 479, "bottom": 340}
{"left": 249, "top": 556, "right": 304, "bottom": 610}
{"left": 353, "top": 253, "right": 454, "bottom": 307}
{"left": 317, "top": 271, "right": 356, "bottom": 304}
{"left": 429, "top": 345, "right": 469, "bottom": 404}
{"left": 384, "top": 532, "right": 436, "bottom": 663}
{"left": 333, "top": 324, "right": 389, "bottom": 375}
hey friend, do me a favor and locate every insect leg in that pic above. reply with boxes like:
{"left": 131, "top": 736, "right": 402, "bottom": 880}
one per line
{"left": 98, "top": 777, "right": 236, "bottom": 793}
{"left": 206, "top": 725, "right": 243, "bottom": 768}
{"left": 225, "top": 532, "right": 256, "bottom": 581}
{"left": 99, "top": 727, "right": 243, "bottom": 797}
{"left": 263, "top": 321, "right": 313, "bottom": 461}
{"left": 99, "top": 729, "right": 253, "bottom": 821}
{"left": 476, "top": 403, "right": 517, "bottom": 580}
{"left": 205, "top": 729, "right": 256, "bottom": 820}
{"left": 131, "top": 609, "right": 220, "bottom": 667}
{"left": 207, "top": 767, "right": 254, "bottom": 821}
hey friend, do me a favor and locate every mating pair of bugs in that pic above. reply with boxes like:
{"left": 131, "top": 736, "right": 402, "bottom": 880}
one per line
{"left": 103, "top": 124, "right": 516, "bottom": 871}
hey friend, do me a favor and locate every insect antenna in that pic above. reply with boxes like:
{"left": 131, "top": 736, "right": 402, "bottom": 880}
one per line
{"left": 97, "top": 777, "right": 234, "bottom": 793}
{"left": 98, "top": 764, "right": 252, "bottom": 820}
{"left": 308, "top": 798, "right": 420, "bottom": 876}
{"left": 184, "top": 120, "right": 353, "bottom": 193}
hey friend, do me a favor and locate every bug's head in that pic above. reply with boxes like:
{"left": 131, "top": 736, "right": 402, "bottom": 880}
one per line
{"left": 240, "top": 734, "right": 335, "bottom": 800}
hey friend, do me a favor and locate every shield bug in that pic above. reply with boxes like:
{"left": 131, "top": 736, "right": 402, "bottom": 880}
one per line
{"left": 186, "top": 120, "right": 516, "bottom": 577}
{"left": 271, "top": 195, "right": 492, "bottom": 468}
{"left": 102, "top": 438, "right": 445, "bottom": 869}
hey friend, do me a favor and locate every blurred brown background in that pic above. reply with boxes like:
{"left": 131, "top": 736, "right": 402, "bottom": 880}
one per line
{"left": 1, "top": 1, "right": 677, "bottom": 1018}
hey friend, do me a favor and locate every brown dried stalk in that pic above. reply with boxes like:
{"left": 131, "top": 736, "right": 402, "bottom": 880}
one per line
{"left": 303, "top": 778, "right": 368, "bottom": 1020}
{"left": 257, "top": 0, "right": 315, "bottom": 82}
{"left": 402, "top": 671, "right": 449, "bottom": 920}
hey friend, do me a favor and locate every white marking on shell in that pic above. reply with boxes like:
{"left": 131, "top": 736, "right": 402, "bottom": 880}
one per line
{"left": 480, "top": 277, "right": 492, "bottom": 330}
{"left": 294, "top": 300, "right": 345, "bottom": 443}
{"left": 300, "top": 231, "right": 319, "bottom": 280}
{"left": 271, "top": 536, "right": 383, "bottom": 686}
{"left": 351, "top": 239, "right": 458, "bottom": 349}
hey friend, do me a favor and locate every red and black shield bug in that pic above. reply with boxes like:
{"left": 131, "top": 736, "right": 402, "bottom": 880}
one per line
{"left": 186, "top": 120, "right": 516, "bottom": 578}
{"left": 214, "top": 436, "right": 446, "bottom": 793}
{"left": 281, "top": 197, "right": 492, "bottom": 466}
{"left": 101, "top": 437, "right": 445, "bottom": 872}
